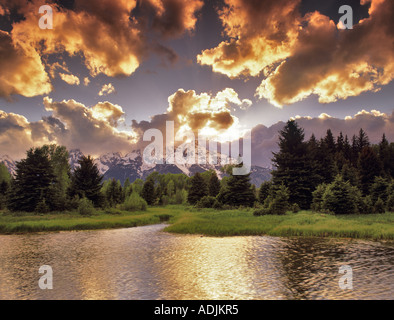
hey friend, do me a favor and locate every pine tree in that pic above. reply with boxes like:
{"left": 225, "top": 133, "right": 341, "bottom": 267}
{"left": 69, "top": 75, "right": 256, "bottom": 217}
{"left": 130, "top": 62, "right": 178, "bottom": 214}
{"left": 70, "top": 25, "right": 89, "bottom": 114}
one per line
{"left": 105, "top": 179, "right": 123, "bottom": 207}
{"left": 337, "top": 132, "right": 345, "bottom": 153}
{"left": 123, "top": 178, "right": 132, "bottom": 200}
{"left": 0, "top": 163, "right": 11, "bottom": 185}
{"left": 167, "top": 180, "right": 175, "bottom": 198}
{"left": 258, "top": 181, "right": 272, "bottom": 204}
{"left": 141, "top": 178, "right": 156, "bottom": 205}
{"left": 358, "top": 146, "right": 382, "bottom": 195}
{"left": 8, "top": 147, "right": 56, "bottom": 212}
{"left": 208, "top": 171, "right": 221, "bottom": 197}
{"left": 322, "top": 175, "right": 358, "bottom": 215}
{"left": 188, "top": 172, "right": 208, "bottom": 205}
{"left": 69, "top": 156, "right": 104, "bottom": 207}
{"left": 223, "top": 169, "right": 256, "bottom": 207}
{"left": 343, "top": 135, "right": 352, "bottom": 163}
{"left": 378, "top": 134, "right": 391, "bottom": 177}
{"left": 370, "top": 177, "right": 389, "bottom": 205}
{"left": 268, "top": 184, "right": 289, "bottom": 215}
{"left": 43, "top": 145, "right": 71, "bottom": 211}
{"left": 341, "top": 163, "right": 359, "bottom": 186}
{"left": 271, "top": 120, "right": 315, "bottom": 209}
{"left": 306, "top": 134, "right": 325, "bottom": 187}
{"left": 357, "top": 128, "right": 370, "bottom": 151}
{"left": 0, "top": 163, "right": 11, "bottom": 209}
{"left": 324, "top": 129, "right": 336, "bottom": 154}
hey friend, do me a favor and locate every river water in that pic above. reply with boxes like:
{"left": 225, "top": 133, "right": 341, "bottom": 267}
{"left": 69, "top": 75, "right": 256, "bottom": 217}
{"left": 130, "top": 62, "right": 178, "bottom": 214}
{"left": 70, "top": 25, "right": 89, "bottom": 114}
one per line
{"left": 0, "top": 224, "right": 392, "bottom": 300}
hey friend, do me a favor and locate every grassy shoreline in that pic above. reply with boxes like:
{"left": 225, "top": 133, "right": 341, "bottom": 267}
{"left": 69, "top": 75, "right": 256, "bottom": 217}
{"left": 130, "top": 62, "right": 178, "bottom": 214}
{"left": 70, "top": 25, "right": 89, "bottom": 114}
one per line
{"left": 0, "top": 206, "right": 393, "bottom": 240}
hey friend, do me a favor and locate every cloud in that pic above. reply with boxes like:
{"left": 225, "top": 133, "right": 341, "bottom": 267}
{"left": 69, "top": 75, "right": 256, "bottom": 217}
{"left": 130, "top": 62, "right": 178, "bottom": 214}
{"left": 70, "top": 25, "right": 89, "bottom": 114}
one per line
{"left": 132, "top": 88, "right": 251, "bottom": 146}
{"left": 0, "top": 30, "right": 52, "bottom": 98}
{"left": 0, "top": 97, "right": 136, "bottom": 158}
{"left": 98, "top": 83, "right": 116, "bottom": 97}
{"left": 59, "top": 73, "right": 80, "bottom": 86}
{"left": 48, "top": 61, "right": 70, "bottom": 79}
{"left": 0, "top": 109, "right": 54, "bottom": 158}
{"left": 0, "top": 0, "right": 204, "bottom": 98}
{"left": 91, "top": 102, "right": 125, "bottom": 127}
{"left": 42, "top": 97, "right": 135, "bottom": 156}
{"left": 197, "top": 0, "right": 300, "bottom": 78}
{"left": 10, "top": 0, "right": 144, "bottom": 78}
{"left": 198, "top": 0, "right": 394, "bottom": 107}
{"left": 144, "top": 0, "right": 204, "bottom": 37}
{"left": 0, "top": 4, "right": 8, "bottom": 15}
{"left": 83, "top": 77, "right": 90, "bottom": 86}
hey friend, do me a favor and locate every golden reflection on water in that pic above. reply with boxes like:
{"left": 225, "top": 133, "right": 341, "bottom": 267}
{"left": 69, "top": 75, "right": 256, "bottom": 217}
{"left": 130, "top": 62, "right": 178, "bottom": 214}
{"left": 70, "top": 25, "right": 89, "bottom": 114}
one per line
{"left": 0, "top": 225, "right": 392, "bottom": 300}
{"left": 153, "top": 235, "right": 291, "bottom": 300}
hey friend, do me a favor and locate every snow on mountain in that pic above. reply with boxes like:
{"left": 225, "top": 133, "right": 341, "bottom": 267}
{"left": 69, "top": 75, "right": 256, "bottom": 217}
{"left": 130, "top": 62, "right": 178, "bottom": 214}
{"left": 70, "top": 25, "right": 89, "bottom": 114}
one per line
{"left": 69, "top": 149, "right": 84, "bottom": 171}
{"left": 1, "top": 148, "right": 271, "bottom": 186}
{"left": 0, "top": 155, "right": 16, "bottom": 176}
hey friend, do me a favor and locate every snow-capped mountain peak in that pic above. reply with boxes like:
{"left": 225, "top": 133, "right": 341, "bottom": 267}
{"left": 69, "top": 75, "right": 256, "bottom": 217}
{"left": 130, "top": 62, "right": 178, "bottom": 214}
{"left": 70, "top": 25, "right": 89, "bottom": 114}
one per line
{"left": 1, "top": 148, "right": 271, "bottom": 186}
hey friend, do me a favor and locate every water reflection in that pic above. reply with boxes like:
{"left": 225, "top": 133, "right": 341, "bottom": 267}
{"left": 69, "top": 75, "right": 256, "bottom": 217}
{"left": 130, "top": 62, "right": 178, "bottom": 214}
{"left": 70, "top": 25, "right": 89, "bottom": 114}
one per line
{"left": 0, "top": 225, "right": 392, "bottom": 300}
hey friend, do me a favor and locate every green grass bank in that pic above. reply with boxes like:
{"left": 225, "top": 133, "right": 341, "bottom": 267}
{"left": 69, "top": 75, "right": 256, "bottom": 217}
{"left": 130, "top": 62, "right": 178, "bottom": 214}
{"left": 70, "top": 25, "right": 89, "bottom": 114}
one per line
{"left": 0, "top": 206, "right": 393, "bottom": 240}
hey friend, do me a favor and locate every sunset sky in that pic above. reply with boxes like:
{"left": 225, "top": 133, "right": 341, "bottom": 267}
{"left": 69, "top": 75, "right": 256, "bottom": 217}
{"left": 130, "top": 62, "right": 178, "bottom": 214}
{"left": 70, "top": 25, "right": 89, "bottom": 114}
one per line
{"left": 0, "top": 0, "right": 394, "bottom": 164}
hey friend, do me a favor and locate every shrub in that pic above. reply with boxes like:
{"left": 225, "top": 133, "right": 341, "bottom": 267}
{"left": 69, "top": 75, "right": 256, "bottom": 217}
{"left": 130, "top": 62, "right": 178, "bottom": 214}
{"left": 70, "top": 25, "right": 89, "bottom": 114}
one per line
{"left": 254, "top": 184, "right": 289, "bottom": 216}
{"left": 156, "top": 214, "right": 172, "bottom": 222}
{"left": 160, "top": 195, "right": 170, "bottom": 206}
{"left": 35, "top": 198, "right": 50, "bottom": 214}
{"left": 266, "top": 184, "right": 289, "bottom": 215}
{"left": 78, "top": 197, "right": 95, "bottom": 216}
{"left": 222, "top": 204, "right": 233, "bottom": 210}
{"left": 121, "top": 192, "right": 147, "bottom": 212}
{"left": 104, "top": 208, "right": 122, "bottom": 215}
{"left": 0, "top": 194, "right": 7, "bottom": 210}
{"left": 373, "top": 198, "right": 385, "bottom": 214}
{"left": 253, "top": 208, "right": 270, "bottom": 216}
{"left": 196, "top": 196, "right": 216, "bottom": 208}
{"left": 258, "top": 181, "right": 272, "bottom": 204}
{"left": 322, "top": 175, "right": 358, "bottom": 215}
{"left": 359, "top": 195, "right": 374, "bottom": 214}
{"left": 212, "top": 199, "right": 223, "bottom": 210}
{"left": 174, "top": 189, "right": 188, "bottom": 205}
{"left": 387, "top": 194, "right": 394, "bottom": 212}
{"left": 311, "top": 184, "right": 327, "bottom": 212}
{"left": 370, "top": 177, "right": 390, "bottom": 204}
{"left": 291, "top": 203, "right": 301, "bottom": 213}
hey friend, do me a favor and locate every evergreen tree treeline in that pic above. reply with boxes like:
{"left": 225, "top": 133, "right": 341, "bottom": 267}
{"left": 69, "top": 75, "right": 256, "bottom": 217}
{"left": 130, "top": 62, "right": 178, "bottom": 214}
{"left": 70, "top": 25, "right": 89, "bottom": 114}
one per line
{"left": 2, "top": 122, "right": 394, "bottom": 215}
{"left": 269, "top": 120, "right": 394, "bottom": 214}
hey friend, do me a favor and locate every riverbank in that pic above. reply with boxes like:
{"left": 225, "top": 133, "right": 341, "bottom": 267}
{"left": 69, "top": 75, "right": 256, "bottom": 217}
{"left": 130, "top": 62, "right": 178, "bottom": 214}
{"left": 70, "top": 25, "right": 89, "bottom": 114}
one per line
{"left": 0, "top": 206, "right": 393, "bottom": 240}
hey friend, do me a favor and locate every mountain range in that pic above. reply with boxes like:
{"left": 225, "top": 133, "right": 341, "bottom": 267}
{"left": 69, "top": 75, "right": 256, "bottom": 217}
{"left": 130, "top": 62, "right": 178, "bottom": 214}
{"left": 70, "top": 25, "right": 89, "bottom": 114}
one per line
{"left": 1, "top": 150, "right": 271, "bottom": 187}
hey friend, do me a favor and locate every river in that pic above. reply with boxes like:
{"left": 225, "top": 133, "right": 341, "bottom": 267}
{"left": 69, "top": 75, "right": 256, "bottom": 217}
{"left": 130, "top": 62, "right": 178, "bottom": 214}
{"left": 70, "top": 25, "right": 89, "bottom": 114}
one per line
{"left": 0, "top": 224, "right": 392, "bottom": 300}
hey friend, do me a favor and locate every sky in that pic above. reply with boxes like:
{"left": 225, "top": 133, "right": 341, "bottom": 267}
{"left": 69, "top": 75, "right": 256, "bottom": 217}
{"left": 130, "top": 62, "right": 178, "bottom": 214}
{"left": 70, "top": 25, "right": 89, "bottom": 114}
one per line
{"left": 0, "top": 0, "right": 394, "bottom": 165}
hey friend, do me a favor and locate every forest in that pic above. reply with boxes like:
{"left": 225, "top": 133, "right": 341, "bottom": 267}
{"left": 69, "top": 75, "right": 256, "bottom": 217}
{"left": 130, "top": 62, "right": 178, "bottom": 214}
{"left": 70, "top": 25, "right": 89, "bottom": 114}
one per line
{"left": 0, "top": 120, "right": 394, "bottom": 216}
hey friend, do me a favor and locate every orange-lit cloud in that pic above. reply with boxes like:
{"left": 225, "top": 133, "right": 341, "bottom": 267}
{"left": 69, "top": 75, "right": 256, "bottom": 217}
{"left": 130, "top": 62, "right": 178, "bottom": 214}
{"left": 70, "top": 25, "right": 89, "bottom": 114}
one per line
{"left": 199, "top": 0, "right": 394, "bottom": 107}
{"left": 197, "top": 0, "right": 301, "bottom": 78}
{"left": 0, "top": 4, "right": 7, "bottom": 15}
{"left": 10, "top": 0, "right": 143, "bottom": 78}
{"left": 132, "top": 88, "right": 251, "bottom": 144}
{"left": 0, "top": 30, "right": 52, "bottom": 98}
{"left": 91, "top": 101, "right": 125, "bottom": 127}
{"left": 98, "top": 83, "right": 116, "bottom": 97}
{"left": 145, "top": 0, "right": 204, "bottom": 37}
{"left": 59, "top": 73, "right": 81, "bottom": 86}
{"left": 0, "top": 0, "right": 204, "bottom": 98}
